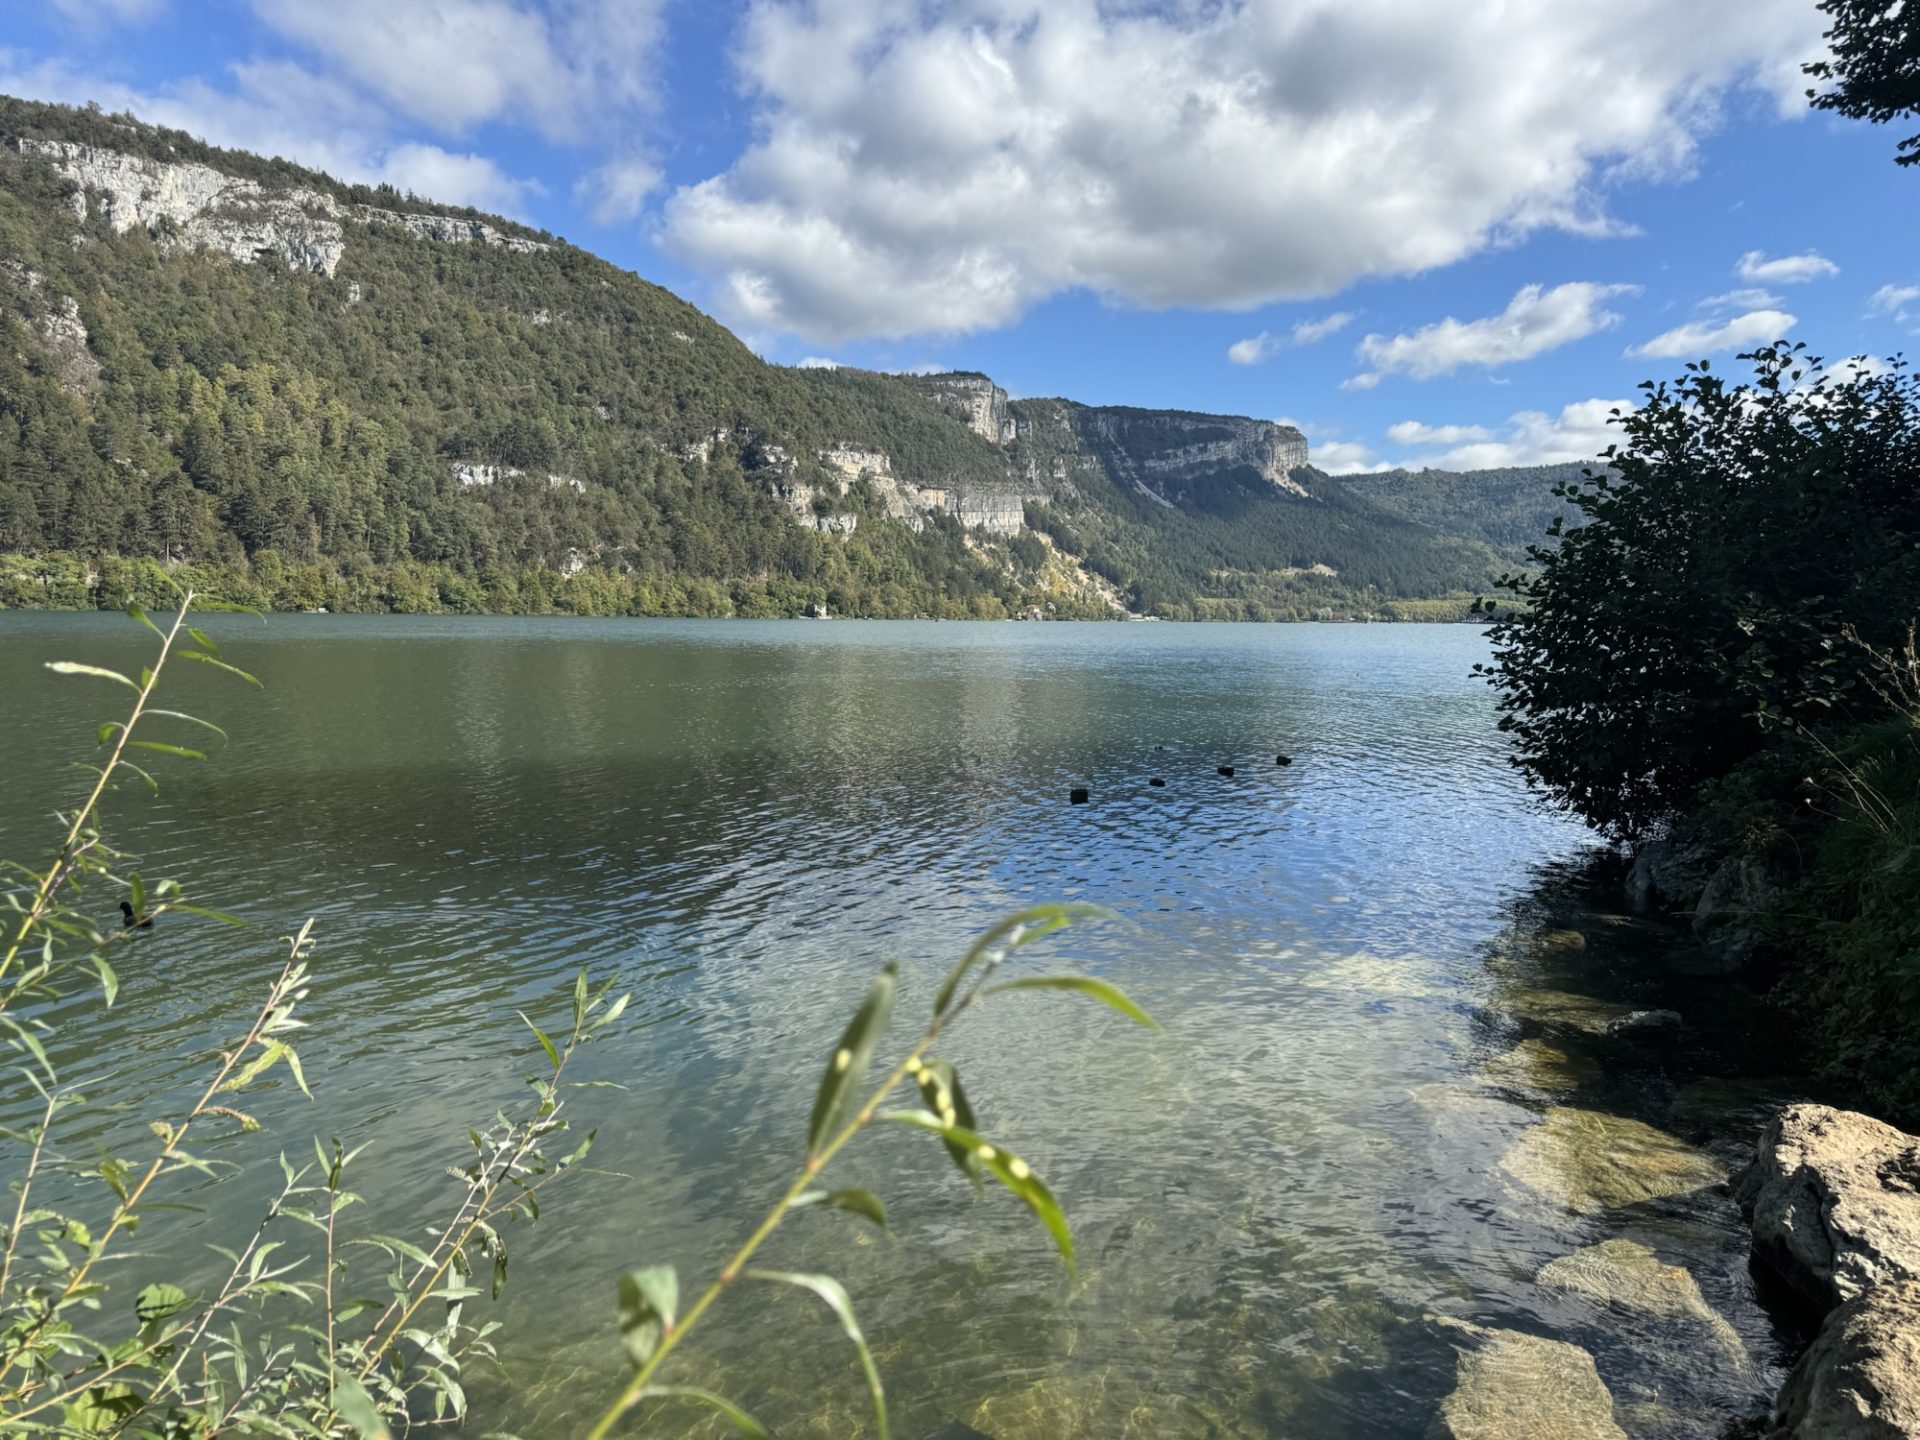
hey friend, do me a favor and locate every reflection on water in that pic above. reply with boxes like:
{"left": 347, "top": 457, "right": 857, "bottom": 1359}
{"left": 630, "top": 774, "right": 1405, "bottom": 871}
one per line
{"left": 0, "top": 617, "right": 1802, "bottom": 1436}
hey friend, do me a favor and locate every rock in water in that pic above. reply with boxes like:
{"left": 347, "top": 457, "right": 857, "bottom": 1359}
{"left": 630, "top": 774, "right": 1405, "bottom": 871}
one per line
{"left": 1069, "top": 787, "right": 1089, "bottom": 804}
{"left": 1149, "top": 777, "right": 1166, "bottom": 787}
{"left": 1537, "top": 1239, "right": 1747, "bottom": 1364}
{"left": 1428, "top": 1320, "right": 1627, "bottom": 1439}
{"left": 1500, "top": 1107, "right": 1727, "bottom": 1213}
{"left": 1736, "top": 1104, "right": 1920, "bottom": 1312}
{"left": 1769, "top": 1280, "right": 1920, "bottom": 1439}
{"left": 1217, "top": 764, "right": 1235, "bottom": 777}
{"left": 1277, "top": 754, "right": 1293, "bottom": 765}
{"left": 1482, "top": 1039, "right": 1600, "bottom": 1095}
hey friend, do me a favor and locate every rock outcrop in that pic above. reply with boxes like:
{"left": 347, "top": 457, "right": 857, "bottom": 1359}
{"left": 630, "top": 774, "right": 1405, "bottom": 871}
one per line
{"left": 1691, "top": 855, "right": 1778, "bottom": 972}
{"left": 1736, "top": 1104, "right": 1920, "bottom": 1311}
{"left": 1625, "top": 835, "right": 1716, "bottom": 915}
{"left": 1536, "top": 1239, "right": 1746, "bottom": 1364}
{"left": 1427, "top": 1320, "right": 1626, "bottom": 1440}
{"left": 2, "top": 260, "right": 100, "bottom": 391}
{"left": 10, "top": 139, "right": 548, "bottom": 278}
{"left": 1071, "top": 406, "right": 1311, "bottom": 502}
{"left": 911, "top": 373, "right": 1015, "bottom": 444}
{"left": 1768, "top": 1280, "right": 1920, "bottom": 1439}
{"left": 1500, "top": 1107, "right": 1727, "bottom": 1213}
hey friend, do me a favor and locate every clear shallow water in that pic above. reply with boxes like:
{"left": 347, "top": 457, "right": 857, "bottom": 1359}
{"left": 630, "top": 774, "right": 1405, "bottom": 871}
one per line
{"left": 0, "top": 617, "right": 1798, "bottom": 1437}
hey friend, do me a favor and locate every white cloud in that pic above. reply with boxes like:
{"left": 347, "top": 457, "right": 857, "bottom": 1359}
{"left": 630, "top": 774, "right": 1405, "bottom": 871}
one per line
{"left": 1869, "top": 283, "right": 1920, "bottom": 327}
{"left": 662, "top": 0, "right": 1821, "bottom": 342}
{"left": 1228, "top": 332, "right": 1282, "bottom": 365}
{"left": 575, "top": 155, "right": 663, "bottom": 224}
{"left": 795, "top": 356, "right": 841, "bottom": 368}
{"left": 1402, "top": 399, "right": 1635, "bottom": 470}
{"left": 1697, "top": 287, "right": 1782, "bottom": 311}
{"left": 247, "top": 0, "right": 666, "bottom": 141}
{"left": 50, "top": 0, "right": 166, "bottom": 24}
{"left": 1341, "top": 371, "right": 1382, "bottom": 391}
{"left": 1227, "top": 311, "right": 1353, "bottom": 364}
{"left": 1629, "top": 307, "right": 1796, "bottom": 358}
{"left": 1352, "top": 282, "right": 1635, "bottom": 383}
{"left": 1386, "top": 420, "right": 1494, "bottom": 446}
{"left": 1314, "top": 439, "right": 1391, "bottom": 474}
{"left": 1736, "top": 249, "right": 1839, "bottom": 284}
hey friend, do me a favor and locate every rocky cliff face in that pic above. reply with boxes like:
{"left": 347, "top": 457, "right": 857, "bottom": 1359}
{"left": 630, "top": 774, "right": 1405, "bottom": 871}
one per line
{"left": 9, "top": 139, "right": 549, "bottom": 277}
{"left": 1069, "top": 407, "right": 1311, "bottom": 504}
{"left": 908, "top": 373, "right": 1016, "bottom": 444}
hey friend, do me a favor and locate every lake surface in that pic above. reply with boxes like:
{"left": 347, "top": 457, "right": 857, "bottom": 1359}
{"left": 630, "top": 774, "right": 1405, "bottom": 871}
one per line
{"left": 0, "top": 616, "right": 1799, "bottom": 1437}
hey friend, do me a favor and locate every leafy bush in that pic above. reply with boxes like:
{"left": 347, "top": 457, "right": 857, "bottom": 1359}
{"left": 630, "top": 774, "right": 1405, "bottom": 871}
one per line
{"left": 1487, "top": 346, "right": 1920, "bottom": 839}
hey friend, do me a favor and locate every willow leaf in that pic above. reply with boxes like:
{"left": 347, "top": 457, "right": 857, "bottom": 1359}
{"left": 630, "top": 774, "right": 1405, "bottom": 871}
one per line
{"left": 178, "top": 651, "right": 262, "bottom": 687}
{"left": 984, "top": 975, "right": 1159, "bottom": 1029}
{"left": 933, "top": 904, "right": 1115, "bottom": 1016}
{"left": 644, "top": 1386, "right": 766, "bottom": 1438}
{"left": 617, "top": 1265, "right": 678, "bottom": 1367}
{"left": 147, "top": 709, "right": 229, "bottom": 742}
{"left": 128, "top": 740, "right": 206, "bottom": 761}
{"left": 747, "top": 1271, "right": 887, "bottom": 1440}
{"left": 45, "top": 661, "right": 138, "bottom": 691}
{"left": 806, "top": 962, "right": 896, "bottom": 1155}
{"left": 915, "top": 1058, "right": 981, "bottom": 1185}
{"left": 789, "top": 1187, "right": 889, "bottom": 1229}
{"left": 126, "top": 602, "right": 163, "bottom": 640}
{"left": 884, "top": 1114, "right": 1074, "bottom": 1273}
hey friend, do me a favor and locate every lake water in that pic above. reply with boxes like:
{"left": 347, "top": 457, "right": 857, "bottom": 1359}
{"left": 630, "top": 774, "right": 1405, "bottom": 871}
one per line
{"left": 0, "top": 616, "right": 1801, "bottom": 1437}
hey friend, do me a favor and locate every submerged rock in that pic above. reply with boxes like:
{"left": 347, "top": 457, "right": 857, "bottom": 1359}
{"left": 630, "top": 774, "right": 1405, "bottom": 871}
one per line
{"left": 1537, "top": 1239, "right": 1747, "bottom": 1364}
{"left": 1500, "top": 1108, "right": 1728, "bottom": 1214}
{"left": 1507, "top": 989, "right": 1681, "bottom": 1039}
{"left": 1483, "top": 1039, "right": 1601, "bottom": 1095}
{"left": 1427, "top": 1320, "right": 1626, "bottom": 1439}
{"left": 1736, "top": 1104, "right": 1920, "bottom": 1312}
{"left": 1768, "top": 1280, "right": 1920, "bottom": 1439}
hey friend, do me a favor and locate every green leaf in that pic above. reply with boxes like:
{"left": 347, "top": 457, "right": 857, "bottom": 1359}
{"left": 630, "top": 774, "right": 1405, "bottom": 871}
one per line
{"left": 90, "top": 955, "right": 119, "bottom": 1007}
{"left": 807, "top": 963, "right": 896, "bottom": 1156}
{"left": 45, "top": 661, "right": 138, "bottom": 691}
{"left": 984, "top": 975, "right": 1159, "bottom": 1029}
{"left": 617, "top": 1265, "right": 678, "bottom": 1368}
{"left": 178, "top": 650, "right": 262, "bottom": 686}
{"left": 915, "top": 1058, "right": 982, "bottom": 1185}
{"left": 189, "top": 599, "right": 265, "bottom": 618}
{"left": 126, "top": 602, "right": 164, "bottom": 639}
{"left": 790, "top": 1187, "right": 889, "bottom": 1229}
{"left": 135, "top": 1282, "right": 192, "bottom": 1324}
{"left": 186, "top": 625, "right": 220, "bottom": 655}
{"left": 147, "top": 709, "right": 229, "bottom": 742}
{"left": 747, "top": 1271, "right": 887, "bottom": 1439}
{"left": 331, "top": 1373, "right": 393, "bottom": 1439}
{"left": 885, "top": 1114, "right": 1074, "bottom": 1274}
{"left": 933, "top": 904, "right": 1115, "bottom": 1016}
{"left": 643, "top": 1385, "right": 766, "bottom": 1437}
{"left": 128, "top": 740, "right": 206, "bottom": 761}
{"left": 572, "top": 970, "right": 589, "bottom": 1031}
{"left": 517, "top": 1012, "right": 561, "bottom": 1070}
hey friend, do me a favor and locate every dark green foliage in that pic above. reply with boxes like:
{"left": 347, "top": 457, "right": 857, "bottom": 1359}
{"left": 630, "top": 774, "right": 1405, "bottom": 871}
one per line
{"left": 1806, "top": 0, "right": 1920, "bottom": 166}
{"left": 1345, "top": 464, "right": 1587, "bottom": 564}
{"left": 1488, "top": 347, "right": 1920, "bottom": 840}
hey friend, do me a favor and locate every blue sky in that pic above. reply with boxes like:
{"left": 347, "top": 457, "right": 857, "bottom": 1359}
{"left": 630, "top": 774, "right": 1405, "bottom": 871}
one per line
{"left": 4, "top": 0, "right": 1916, "bottom": 472}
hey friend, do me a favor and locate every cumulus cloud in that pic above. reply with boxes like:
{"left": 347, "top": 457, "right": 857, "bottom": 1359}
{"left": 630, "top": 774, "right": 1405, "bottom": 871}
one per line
{"left": 0, "top": 53, "right": 537, "bottom": 214}
{"left": 1349, "top": 282, "right": 1635, "bottom": 385}
{"left": 1313, "top": 439, "right": 1391, "bottom": 474}
{"left": 1386, "top": 420, "right": 1494, "bottom": 446}
{"left": 247, "top": 0, "right": 665, "bottom": 141}
{"left": 1228, "top": 332, "right": 1282, "bottom": 365}
{"left": 1736, "top": 249, "right": 1840, "bottom": 284}
{"left": 1629, "top": 307, "right": 1796, "bottom": 358}
{"left": 662, "top": 0, "right": 1821, "bottom": 341}
{"left": 795, "top": 356, "right": 841, "bottom": 368}
{"left": 575, "top": 155, "right": 663, "bottom": 224}
{"left": 1402, "top": 399, "right": 1634, "bottom": 470}
{"left": 1227, "top": 311, "right": 1353, "bottom": 364}
{"left": 1869, "top": 283, "right": 1920, "bottom": 326}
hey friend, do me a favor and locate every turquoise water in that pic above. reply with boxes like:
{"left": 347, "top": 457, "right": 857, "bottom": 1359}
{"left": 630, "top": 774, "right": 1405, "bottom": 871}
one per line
{"left": 0, "top": 616, "right": 1794, "bottom": 1436}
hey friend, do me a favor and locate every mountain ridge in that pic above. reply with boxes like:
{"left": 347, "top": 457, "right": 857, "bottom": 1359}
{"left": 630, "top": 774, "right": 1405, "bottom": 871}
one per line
{"left": 0, "top": 96, "right": 1567, "bottom": 619}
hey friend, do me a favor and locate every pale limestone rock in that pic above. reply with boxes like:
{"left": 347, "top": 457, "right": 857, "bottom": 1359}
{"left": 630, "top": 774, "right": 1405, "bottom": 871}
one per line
{"left": 1736, "top": 1104, "right": 1920, "bottom": 1312}
{"left": 1506, "top": 988, "right": 1681, "bottom": 1038}
{"left": 1428, "top": 1320, "right": 1626, "bottom": 1440}
{"left": 1536, "top": 1239, "right": 1747, "bottom": 1364}
{"left": 1074, "top": 406, "right": 1311, "bottom": 499}
{"left": 1482, "top": 1039, "right": 1600, "bottom": 1095}
{"left": 1769, "top": 1280, "right": 1920, "bottom": 1439}
{"left": 1500, "top": 1107, "right": 1727, "bottom": 1213}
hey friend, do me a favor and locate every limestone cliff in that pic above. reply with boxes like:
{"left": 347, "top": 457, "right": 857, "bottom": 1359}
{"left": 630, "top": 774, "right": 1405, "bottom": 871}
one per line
{"left": 7, "top": 139, "right": 549, "bottom": 277}
{"left": 905, "top": 373, "right": 1016, "bottom": 445}
{"left": 1065, "top": 406, "right": 1311, "bottom": 503}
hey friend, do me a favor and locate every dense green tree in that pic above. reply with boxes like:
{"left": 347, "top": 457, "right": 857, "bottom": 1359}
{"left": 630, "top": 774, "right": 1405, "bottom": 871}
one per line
{"left": 1488, "top": 346, "right": 1920, "bottom": 839}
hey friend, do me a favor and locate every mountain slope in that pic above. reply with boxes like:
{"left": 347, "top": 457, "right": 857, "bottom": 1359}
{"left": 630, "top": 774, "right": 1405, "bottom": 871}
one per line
{"left": 0, "top": 96, "right": 1553, "bottom": 619}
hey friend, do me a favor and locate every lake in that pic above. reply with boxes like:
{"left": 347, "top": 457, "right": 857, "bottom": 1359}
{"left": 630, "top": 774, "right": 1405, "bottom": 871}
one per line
{"left": 0, "top": 616, "right": 1797, "bottom": 1437}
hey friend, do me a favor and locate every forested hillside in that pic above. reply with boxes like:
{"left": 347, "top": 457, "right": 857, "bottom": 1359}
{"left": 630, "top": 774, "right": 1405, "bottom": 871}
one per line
{"left": 0, "top": 96, "right": 1559, "bottom": 619}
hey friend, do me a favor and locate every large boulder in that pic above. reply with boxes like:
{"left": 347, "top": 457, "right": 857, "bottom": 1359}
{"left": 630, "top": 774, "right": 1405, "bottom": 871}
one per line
{"left": 1689, "top": 855, "right": 1778, "bottom": 973}
{"left": 1625, "top": 836, "right": 1716, "bottom": 915}
{"left": 1736, "top": 1105, "right": 1920, "bottom": 1312}
{"left": 1427, "top": 1321, "right": 1626, "bottom": 1440}
{"left": 1500, "top": 1107, "right": 1728, "bottom": 1214}
{"left": 1769, "top": 1280, "right": 1920, "bottom": 1438}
